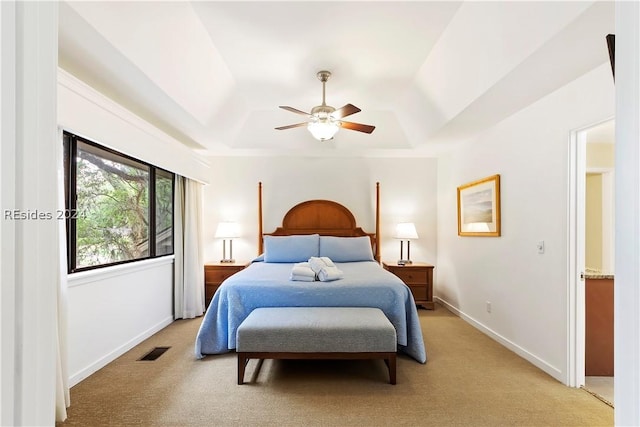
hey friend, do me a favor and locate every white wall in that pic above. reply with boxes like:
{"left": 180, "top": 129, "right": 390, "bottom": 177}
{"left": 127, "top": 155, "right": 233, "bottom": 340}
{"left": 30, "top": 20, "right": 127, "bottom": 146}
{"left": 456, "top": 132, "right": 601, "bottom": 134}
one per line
{"left": 436, "top": 63, "right": 614, "bottom": 383}
{"left": 58, "top": 69, "right": 210, "bottom": 184}
{"left": 67, "top": 258, "right": 173, "bottom": 386}
{"left": 586, "top": 142, "right": 615, "bottom": 272}
{"left": 585, "top": 173, "right": 603, "bottom": 270}
{"left": 202, "top": 156, "right": 438, "bottom": 268}
{"left": 57, "top": 68, "right": 210, "bottom": 386}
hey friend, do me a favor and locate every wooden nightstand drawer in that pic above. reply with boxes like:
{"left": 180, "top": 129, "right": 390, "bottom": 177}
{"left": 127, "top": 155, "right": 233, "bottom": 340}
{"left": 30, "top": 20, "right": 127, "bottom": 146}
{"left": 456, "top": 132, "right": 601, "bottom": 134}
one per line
{"left": 205, "top": 266, "right": 243, "bottom": 284}
{"left": 408, "top": 284, "right": 428, "bottom": 300}
{"left": 392, "top": 268, "right": 427, "bottom": 285}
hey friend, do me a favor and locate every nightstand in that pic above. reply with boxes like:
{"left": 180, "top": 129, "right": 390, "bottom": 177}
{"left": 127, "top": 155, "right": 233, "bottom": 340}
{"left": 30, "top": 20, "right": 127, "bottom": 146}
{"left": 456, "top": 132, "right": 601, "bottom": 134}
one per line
{"left": 382, "top": 262, "right": 434, "bottom": 309}
{"left": 204, "top": 262, "right": 247, "bottom": 308}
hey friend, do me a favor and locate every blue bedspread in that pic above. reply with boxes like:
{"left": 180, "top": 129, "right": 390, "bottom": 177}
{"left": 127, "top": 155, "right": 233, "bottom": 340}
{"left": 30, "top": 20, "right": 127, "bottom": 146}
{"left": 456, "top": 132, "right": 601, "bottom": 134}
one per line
{"left": 195, "top": 260, "right": 427, "bottom": 363}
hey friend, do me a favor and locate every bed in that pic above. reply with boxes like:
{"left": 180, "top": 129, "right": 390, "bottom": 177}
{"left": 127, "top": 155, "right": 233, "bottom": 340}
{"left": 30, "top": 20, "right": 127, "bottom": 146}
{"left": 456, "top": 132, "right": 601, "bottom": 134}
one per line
{"left": 195, "top": 183, "right": 427, "bottom": 363}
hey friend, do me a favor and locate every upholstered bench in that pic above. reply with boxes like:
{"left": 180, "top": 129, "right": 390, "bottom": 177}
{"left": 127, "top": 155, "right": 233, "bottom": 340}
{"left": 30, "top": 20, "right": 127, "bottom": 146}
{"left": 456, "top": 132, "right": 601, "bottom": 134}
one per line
{"left": 236, "top": 307, "right": 397, "bottom": 385}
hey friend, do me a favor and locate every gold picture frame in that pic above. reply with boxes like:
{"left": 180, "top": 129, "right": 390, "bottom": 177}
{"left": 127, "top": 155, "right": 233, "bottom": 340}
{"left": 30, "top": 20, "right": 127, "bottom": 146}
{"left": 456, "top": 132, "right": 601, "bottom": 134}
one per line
{"left": 457, "top": 174, "right": 501, "bottom": 237}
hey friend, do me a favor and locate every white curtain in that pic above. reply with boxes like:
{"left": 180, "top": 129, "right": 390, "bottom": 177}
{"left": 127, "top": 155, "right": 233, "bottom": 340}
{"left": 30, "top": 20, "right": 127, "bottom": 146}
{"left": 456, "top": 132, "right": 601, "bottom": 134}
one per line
{"left": 55, "top": 128, "right": 70, "bottom": 421}
{"left": 174, "top": 176, "right": 205, "bottom": 319}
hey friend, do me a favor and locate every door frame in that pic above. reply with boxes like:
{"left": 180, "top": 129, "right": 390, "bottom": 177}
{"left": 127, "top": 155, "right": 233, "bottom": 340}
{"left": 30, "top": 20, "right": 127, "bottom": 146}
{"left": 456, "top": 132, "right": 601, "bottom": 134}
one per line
{"left": 567, "top": 116, "right": 614, "bottom": 388}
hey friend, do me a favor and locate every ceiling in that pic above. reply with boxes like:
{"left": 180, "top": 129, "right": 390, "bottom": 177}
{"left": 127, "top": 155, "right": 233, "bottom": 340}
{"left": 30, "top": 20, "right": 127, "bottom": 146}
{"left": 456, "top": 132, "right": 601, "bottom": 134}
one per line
{"left": 58, "top": 1, "right": 614, "bottom": 157}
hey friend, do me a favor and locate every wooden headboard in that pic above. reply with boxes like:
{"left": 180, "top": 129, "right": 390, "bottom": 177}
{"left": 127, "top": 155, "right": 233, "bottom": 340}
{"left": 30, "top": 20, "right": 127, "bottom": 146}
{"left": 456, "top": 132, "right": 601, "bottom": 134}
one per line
{"left": 258, "top": 182, "right": 380, "bottom": 261}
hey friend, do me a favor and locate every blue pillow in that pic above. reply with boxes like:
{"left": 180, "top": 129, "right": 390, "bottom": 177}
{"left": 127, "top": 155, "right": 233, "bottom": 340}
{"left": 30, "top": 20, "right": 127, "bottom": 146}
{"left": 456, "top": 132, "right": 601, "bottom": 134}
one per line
{"left": 319, "top": 236, "right": 374, "bottom": 262}
{"left": 263, "top": 234, "right": 320, "bottom": 263}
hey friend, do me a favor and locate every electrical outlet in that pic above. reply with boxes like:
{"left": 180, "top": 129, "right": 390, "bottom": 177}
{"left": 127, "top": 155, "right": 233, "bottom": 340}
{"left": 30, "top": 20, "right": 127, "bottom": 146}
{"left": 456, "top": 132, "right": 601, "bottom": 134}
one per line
{"left": 486, "top": 301, "right": 491, "bottom": 313}
{"left": 537, "top": 240, "right": 545, "bottom": 254}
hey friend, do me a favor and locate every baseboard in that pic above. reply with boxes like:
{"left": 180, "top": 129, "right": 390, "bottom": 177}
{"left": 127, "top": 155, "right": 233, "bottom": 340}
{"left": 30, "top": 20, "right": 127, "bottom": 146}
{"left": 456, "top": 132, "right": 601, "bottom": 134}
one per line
{"left": 69, "top": 315, "right": 174, "bottom": 387}
{"left": 435, "top": 297, "right": 563, "bottom": 381}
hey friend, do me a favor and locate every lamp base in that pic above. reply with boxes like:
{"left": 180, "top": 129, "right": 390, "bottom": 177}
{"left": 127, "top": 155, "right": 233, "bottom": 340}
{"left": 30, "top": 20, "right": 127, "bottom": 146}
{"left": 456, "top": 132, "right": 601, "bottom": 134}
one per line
{"left": 397, "top": 259, "right": 412, "bottom": 266}
{"left": 220, "top": 258, "right": 235, "bottom": 264}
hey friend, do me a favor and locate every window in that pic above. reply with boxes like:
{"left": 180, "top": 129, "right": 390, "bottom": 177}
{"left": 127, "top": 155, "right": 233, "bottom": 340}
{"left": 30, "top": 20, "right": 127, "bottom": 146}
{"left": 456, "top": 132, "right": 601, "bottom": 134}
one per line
{"left": 155, "top": 169, "right": 174, "bottom": 256}
{"left": 63, "top": 131, "right": 174, "bottom": 272}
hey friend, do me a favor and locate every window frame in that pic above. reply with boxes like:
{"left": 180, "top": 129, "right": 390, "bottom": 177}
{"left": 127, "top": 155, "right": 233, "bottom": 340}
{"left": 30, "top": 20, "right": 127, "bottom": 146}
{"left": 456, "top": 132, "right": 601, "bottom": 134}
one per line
{"left": 63, "top": 131, "right": 175, "bottom": 273}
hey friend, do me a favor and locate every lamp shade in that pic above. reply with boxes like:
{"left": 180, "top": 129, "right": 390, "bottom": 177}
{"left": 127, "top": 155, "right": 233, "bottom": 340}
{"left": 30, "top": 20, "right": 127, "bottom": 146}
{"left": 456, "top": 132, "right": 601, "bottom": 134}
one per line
{"left": 307, "top": 118, "right": 340, "bottom": 141}
{"left": 215, "top": 222, "right": 240, "bottom": 238}
{"left": 395, "top": 222, "right": 418, "bottom": 239}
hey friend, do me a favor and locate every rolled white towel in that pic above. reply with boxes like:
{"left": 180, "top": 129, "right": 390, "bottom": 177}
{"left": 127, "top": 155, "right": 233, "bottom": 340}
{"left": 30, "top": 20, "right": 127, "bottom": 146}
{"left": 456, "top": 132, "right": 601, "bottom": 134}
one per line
{"left": 308, "top": 257, "right": 323, "bottom": 273}
{"left": 308, "top": 256, "right": 335, "bottom": 273}
{"left": 319, "top": 256, "right": 335, "bottom": 267}
{"left": 317, "top": 266, "right": 344, "bottom": 282}
{"left": 290, "top": 262, "right": 316, "bottom": 281}
{"left": 291, "top": 262, "right": 315, "bottom": 277}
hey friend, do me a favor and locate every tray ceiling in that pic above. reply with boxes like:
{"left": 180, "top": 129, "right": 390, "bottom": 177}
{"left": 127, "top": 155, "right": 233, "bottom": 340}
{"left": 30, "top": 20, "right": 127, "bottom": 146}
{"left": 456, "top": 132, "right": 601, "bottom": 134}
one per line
{"left": 58, "top": 1, "right": 614, "bottom": 156}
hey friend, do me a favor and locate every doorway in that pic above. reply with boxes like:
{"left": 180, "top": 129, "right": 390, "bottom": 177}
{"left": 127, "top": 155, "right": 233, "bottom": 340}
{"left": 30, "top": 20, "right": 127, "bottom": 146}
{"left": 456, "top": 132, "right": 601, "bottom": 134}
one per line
{"left": 568, "top": 118, "right": 615, "bottom": 405}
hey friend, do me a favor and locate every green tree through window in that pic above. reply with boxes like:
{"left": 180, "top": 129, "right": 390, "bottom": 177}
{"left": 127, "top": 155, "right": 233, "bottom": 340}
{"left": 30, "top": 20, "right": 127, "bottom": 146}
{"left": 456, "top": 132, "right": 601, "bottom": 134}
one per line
{"left": 64, "top": 132, "right": 174, "bottom": 272}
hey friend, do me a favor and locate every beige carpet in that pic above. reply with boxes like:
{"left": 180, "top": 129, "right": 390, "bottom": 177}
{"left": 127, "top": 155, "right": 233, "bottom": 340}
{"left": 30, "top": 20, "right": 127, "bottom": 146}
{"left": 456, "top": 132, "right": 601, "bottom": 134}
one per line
{"left": 58, "top": 305, "right": 612, "bottom": 426}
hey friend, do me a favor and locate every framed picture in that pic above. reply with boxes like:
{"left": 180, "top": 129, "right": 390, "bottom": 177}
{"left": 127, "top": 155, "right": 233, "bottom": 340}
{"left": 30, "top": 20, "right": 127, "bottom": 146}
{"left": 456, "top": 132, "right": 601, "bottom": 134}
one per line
{"left": 457, "top": 174, "right": 501, "bottom": 237}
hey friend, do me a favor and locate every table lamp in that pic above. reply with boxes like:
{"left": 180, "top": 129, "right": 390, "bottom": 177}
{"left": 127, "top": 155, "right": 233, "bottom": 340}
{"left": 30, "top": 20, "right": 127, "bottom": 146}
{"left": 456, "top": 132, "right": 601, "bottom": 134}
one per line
{"left": 215, "top": 221, "right": 239, "bottom": 263}
{"left": 395, "top": 222, "right": 418, "bottom": 265}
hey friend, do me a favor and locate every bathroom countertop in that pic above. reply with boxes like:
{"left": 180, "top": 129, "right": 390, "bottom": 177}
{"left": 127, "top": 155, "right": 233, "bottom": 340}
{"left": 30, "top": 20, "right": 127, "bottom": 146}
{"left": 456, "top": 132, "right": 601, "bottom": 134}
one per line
{"left": 584, "top": 272, "right": 614, "bottom": 280}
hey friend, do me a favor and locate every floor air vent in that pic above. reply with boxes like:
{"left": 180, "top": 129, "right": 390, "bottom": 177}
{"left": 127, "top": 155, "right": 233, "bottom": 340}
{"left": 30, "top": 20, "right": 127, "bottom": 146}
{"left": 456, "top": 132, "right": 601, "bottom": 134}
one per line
{"left": 138, "top": 346, "right": 170, "bottom": 361}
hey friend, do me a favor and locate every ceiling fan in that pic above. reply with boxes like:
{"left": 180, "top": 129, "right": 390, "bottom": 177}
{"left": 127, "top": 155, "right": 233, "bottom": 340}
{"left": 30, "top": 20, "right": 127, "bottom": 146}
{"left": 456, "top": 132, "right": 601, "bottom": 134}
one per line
{"left": 275, "top": 70, "right": 375, "bottom": 141}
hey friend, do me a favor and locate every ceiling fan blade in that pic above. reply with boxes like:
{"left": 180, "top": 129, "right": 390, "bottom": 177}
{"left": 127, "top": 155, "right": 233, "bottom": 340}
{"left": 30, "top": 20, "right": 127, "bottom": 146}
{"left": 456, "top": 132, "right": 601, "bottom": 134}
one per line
{"left": 332, "top": 103, "right": 361, "bottom": 119}
{"left": 279, "top": 106, "right": 310, "bottom": 116}
{"left": 340, "top": 121, "right": 375, "bottom": 134}
{"left": 275, "top": 122, "right": 308, "bottom": 130}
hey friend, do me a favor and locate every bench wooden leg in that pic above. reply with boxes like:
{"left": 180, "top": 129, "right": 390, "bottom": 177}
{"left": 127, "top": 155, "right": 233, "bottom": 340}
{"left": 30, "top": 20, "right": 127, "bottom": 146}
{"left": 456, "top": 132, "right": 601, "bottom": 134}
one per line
{"left": 388, "top": 354, "right": 396, "bottom": 385}
{"left": 238, "top": 354, "right": 247, "bottom": 385}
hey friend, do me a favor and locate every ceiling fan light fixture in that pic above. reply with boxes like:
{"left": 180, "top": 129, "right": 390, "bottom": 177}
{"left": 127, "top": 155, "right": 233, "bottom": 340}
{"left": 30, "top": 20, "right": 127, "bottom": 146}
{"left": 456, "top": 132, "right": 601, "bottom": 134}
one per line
{"left": 307, "top": 118, "right": 340, "bottom": 141}
{"left": 276, "top": 70, "right": 375, "bottom": 140}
